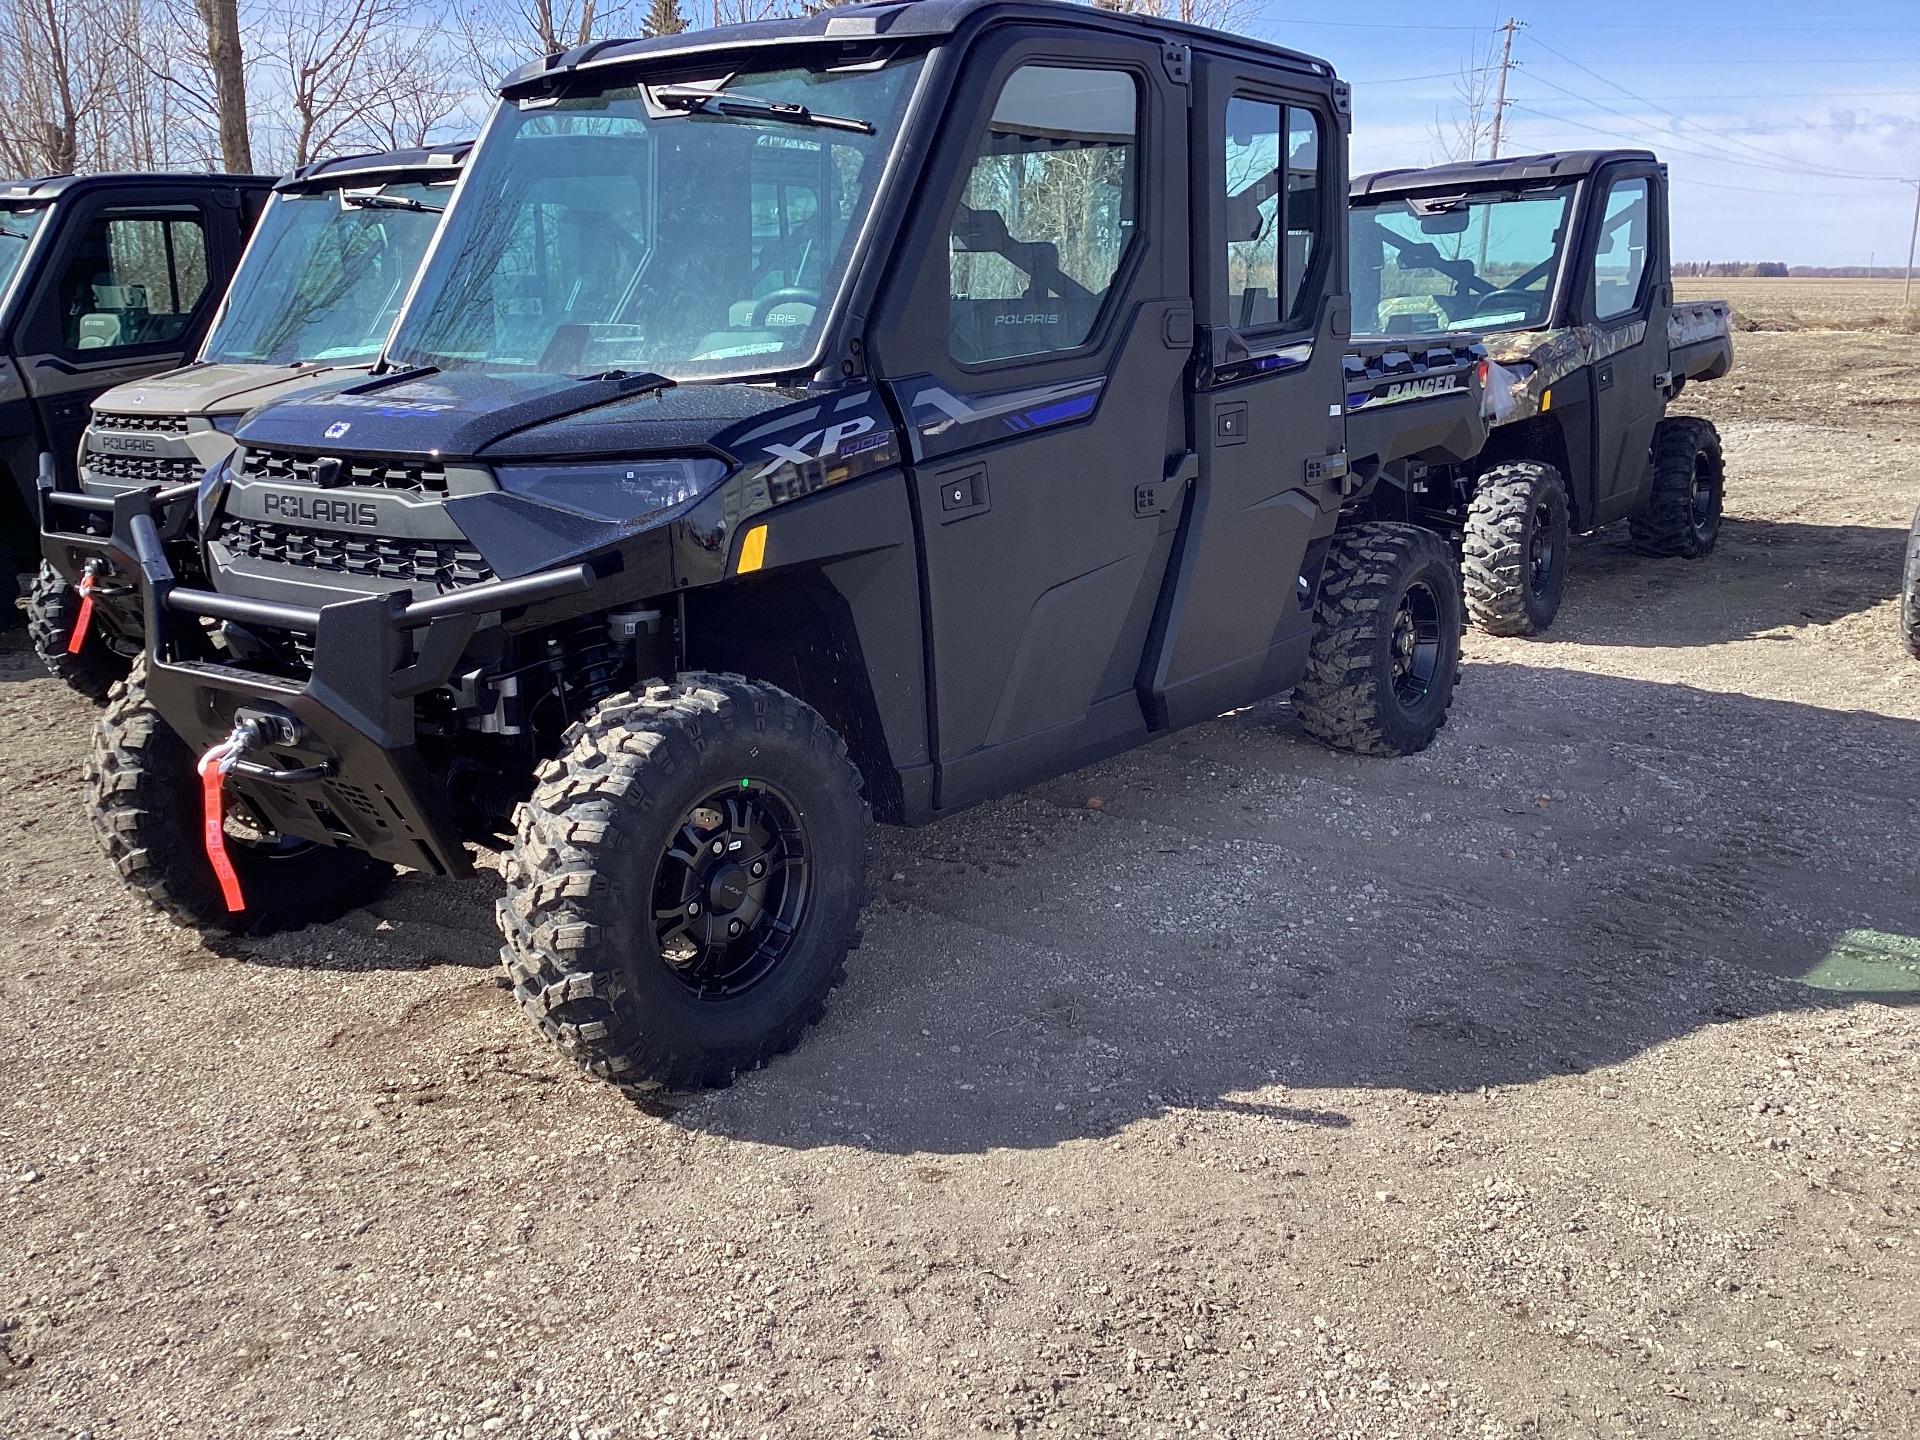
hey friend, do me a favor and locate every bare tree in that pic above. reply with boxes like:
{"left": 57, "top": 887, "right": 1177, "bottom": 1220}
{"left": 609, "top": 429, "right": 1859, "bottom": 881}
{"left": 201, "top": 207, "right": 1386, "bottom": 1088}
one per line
{"left": 1430, "top": 30, "right": 1501, "bottom": 163}
{"left": 1090, "top": 0, "right": 1254, "bottom": 32}
{"left": 255, "top": 0, "right": 461, "bottom": 169}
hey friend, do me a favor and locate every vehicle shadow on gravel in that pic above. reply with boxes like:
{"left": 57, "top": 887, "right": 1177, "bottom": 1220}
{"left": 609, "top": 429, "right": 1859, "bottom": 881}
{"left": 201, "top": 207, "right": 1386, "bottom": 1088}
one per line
{"left": 1548, "top": 518, "right": 1908, "bottom": 647}
{"left": 687, "top": 666, "right": 1920, "bottom": 1156}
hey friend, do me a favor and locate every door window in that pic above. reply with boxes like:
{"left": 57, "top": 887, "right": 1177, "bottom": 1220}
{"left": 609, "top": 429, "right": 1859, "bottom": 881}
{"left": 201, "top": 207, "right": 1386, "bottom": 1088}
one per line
{"left": 1223, "top": 98, "right": 1323, "bottom": 330}
{"left": 949, "top": 64, "right": 1139, "bottom": 365}
{"left": 1592, "top": 177, "right": 1649, "bottom": 321}
{"left": 56, "top": 207, "right": 209, "bottom": 353}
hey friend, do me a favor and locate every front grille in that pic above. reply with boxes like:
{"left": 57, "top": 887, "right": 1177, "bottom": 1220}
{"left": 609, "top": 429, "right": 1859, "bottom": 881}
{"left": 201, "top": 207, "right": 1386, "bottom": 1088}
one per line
{"left": 86, "top": 451, "right": 201, "bottom": 485}
{"left": 215, "top": 518, "right": 495, "bottom": 590}
{"left": 238, "top": 447, "right": 449, "bottom": 494}
{"left": 94, "top": 411, "right": 189, "bottom": 434}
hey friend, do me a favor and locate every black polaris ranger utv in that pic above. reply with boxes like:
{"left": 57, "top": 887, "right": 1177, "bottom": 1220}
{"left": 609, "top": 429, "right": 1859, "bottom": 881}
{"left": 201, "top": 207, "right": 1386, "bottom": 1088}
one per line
{"left": 0, "top": 171, "right": 273, "bottom": 626}
{"left": 90, "top": 0, "right": 1491, "bottom": 1092}
{"left": 34, "top": 145, "right": 470, "bottom": 699}
{"left": 1349, "top": 150, "right": 1735, "bottom": 634}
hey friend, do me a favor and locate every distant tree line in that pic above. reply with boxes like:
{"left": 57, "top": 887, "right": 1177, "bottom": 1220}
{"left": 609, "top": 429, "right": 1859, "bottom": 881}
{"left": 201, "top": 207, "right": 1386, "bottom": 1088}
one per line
{"left": 1676, "top": 262, "right": 1911, "bottom": 279}
{"left": 1674, "top": 262, "right": 1791, "bottom": 278}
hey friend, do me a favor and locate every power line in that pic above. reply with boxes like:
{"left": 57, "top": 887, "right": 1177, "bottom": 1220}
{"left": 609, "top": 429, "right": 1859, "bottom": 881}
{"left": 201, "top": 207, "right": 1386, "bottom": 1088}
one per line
{"left": 1512, "top": 69, "right": 1905, "bottom": 184}
{"left": 1518, "top": 31, "right": 1910, "bottom": 182}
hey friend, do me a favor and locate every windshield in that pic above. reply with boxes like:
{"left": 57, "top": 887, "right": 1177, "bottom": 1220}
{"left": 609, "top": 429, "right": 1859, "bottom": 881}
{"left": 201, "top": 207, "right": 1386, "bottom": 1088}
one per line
{"left": 1349, "top": 185, "right": 1574, "bottom": 336}
{"left": 200, "top": 182, "right": 449, "bottom": 366}
{"left": 0, "top": 202, "right": 48, "bottom": 306}
{"left": 385, "top": 55, "right": 924, "bottom": 381}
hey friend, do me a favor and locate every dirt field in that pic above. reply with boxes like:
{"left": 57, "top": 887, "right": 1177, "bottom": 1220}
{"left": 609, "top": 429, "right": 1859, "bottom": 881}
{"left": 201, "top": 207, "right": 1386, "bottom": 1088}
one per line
{"left": 1676, "top": 275, "right": 1919, "bottom": 333}
{"left": 2, "top": 329, "right": 1917, "bottom": 1440}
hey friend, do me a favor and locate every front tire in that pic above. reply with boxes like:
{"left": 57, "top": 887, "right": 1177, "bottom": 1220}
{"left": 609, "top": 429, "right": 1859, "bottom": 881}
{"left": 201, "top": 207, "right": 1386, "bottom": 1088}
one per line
{"left": 85, "top": 660, "right": 394, "bottom": 933}
{"left": 1294, "top": 522, "right": 1463, "bottom": 758}
{"left": 1461, "top": 460, "right": 1570, "bottom": 636}
{"left": 498, "top": 673, "right": 872, "bottom": 1093}
{"left": 1901, "top": 505, "right": 1920, "bottom": 660}
{"left": 27, "top": 561, "right": 130, "bottom": 702}
{"left": 1630, "top": 416, "right": 1724, "bottom": 558}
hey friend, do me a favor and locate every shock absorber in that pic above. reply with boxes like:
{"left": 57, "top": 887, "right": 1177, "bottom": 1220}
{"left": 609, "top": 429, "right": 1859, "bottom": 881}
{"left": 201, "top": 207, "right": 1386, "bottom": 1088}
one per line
{"left": 544, "top": 619, "right": 626, "bottom": 721}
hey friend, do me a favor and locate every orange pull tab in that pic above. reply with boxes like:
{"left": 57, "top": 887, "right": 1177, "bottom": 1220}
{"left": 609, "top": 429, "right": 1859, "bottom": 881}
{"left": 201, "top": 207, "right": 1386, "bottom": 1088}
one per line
{"left": 197, "top": 744, "right": 246, "bottom": 913}
{"left": 67, "top": 574, "right": 94, "bottom": 656}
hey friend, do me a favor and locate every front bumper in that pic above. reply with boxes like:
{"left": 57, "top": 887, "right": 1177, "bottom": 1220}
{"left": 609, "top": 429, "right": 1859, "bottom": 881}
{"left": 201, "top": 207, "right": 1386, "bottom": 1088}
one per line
{"left": 111, "top": 489, "right": 601, "bottom": 878}
{"left": 38, "top": 476, "right": 200, "bottom": 645}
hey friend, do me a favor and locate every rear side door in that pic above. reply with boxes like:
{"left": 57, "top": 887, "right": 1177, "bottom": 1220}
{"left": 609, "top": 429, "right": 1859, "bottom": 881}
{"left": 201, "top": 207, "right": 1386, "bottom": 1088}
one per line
{"left": 1143, "top": 58, "right": 1346, "bottom": 731}
{"left": 14, "top": 190, "right": 220, "bottom": 482}
{"left": 870, "top": 28, "right": 1193, "bottom": 812}
{"left": 1581, "top": 160, "right": 1668, "bottom": 524}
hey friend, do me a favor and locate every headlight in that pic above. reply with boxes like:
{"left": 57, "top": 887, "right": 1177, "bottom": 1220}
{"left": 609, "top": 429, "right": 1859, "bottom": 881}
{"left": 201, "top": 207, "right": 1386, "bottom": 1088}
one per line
{"left": 495, "top": 457, "right": 727, "bottom": 525}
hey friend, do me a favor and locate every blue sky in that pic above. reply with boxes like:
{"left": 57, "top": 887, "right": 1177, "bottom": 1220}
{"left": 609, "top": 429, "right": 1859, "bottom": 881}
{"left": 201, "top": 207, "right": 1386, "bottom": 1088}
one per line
{"left": 1238, "top": 2, "right": 1920, "bottom": 266}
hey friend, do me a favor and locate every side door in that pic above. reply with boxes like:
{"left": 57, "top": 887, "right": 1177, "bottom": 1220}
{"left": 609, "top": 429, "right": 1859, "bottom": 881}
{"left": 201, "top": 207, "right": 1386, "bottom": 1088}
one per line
{"left": 15, "top": 194, "right": 218, "bottom": 484}
{"left": 1143, "top": 60, "right": 1346, "bottom": 732}
{"left": 870, "top": 30, "right": 1193, "bottom": 812}
{"left": 1581, "top": 163, "right": 1668, "bottom": 525}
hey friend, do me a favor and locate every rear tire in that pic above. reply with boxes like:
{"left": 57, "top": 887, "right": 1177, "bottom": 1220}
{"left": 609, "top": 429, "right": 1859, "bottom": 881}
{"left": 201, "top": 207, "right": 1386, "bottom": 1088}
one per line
{"left": 1901, "top": 505, "right": 1920, "bottom": 660}
{"left": 85, "top": 659, "right": 394, "bottom": 933}
{"left": 1461, "top": 460, "right": 1569, "bottom": 636}
{"left": 497, "top": 673, "right": 872, "bottom": 1093}
{"left": 27, "top": 560, "right": 129, "bottom": 702}
{"left": 1630, "top": 416, "right": 1724, "bottom": 558}
{"left": 1295, "top": 522, "right": 1463, "bottom": 758}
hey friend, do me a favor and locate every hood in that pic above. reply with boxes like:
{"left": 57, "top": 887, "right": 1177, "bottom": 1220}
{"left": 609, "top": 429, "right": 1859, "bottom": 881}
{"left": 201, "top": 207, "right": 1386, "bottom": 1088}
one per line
{"left": 232, "top": 367, "right": 802, "bottom": 463}
{"left": 94, "top": 361, "right": 370, "bottom": 418}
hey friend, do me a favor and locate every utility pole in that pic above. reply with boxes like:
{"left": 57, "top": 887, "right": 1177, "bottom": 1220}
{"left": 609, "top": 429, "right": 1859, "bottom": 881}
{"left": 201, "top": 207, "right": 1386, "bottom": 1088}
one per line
{"left": 1905, "top": 179, "right": 1919, "bottom": 309}
{"left": 1488, "top": 18, "right": 1522, "bottom": 160}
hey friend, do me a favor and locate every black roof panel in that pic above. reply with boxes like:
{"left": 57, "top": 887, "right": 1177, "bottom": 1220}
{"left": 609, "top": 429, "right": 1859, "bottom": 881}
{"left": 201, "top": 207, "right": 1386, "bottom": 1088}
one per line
{"left": 1350, "top": 149, "right": 1658, "bottom": 199}
{"left": 501, "top": 0, "right": 1333, "bottom": 97}
{"left": 0, "top": 172, "right": 276, "bottom": 203}
{"left": 278, "top": 142, "right": 476, "bottom": 193}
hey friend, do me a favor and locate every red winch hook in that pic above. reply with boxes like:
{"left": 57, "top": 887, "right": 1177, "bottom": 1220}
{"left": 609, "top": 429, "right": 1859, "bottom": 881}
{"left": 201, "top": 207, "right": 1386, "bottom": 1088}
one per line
{"left": 196, "top": 718, "right": 265, "bottom": 913}
{"left": 66, "top": 562, "right": 102, "bottom": 656}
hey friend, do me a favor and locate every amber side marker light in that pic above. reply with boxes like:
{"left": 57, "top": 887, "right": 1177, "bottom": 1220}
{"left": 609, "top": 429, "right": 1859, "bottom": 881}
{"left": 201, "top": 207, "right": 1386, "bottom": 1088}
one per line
{"left": 737, "top": 524, "right": 768, "bottom": 574}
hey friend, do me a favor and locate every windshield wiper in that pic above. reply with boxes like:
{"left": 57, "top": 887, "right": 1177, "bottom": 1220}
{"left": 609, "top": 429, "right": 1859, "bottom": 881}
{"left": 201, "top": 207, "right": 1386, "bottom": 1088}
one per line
{"left": 651, "top": 85, "right": 874, "bottom": 135}
{"left": 342, "top": 194, "right": 444, "bottom": 214}
{"left": 0, "top": 226, "right": 32, "bottom": 241}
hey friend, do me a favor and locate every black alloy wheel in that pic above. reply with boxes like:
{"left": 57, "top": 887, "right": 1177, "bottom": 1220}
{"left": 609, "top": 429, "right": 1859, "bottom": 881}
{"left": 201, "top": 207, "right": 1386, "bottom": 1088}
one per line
{"left": 1529, "top": 498, "right": 1558, "bottom": 599}
{"left": 1390, "top": 578, "right": 1444, "bottom": 708}
{"left": 653, "top": 783, "right": 812, "bottom": 999}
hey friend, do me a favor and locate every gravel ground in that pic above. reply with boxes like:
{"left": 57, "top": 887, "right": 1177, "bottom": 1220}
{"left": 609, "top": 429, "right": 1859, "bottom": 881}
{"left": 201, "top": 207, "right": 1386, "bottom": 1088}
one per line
{"left": 1, "top": 331, "right": 1916, "bottom": 1440}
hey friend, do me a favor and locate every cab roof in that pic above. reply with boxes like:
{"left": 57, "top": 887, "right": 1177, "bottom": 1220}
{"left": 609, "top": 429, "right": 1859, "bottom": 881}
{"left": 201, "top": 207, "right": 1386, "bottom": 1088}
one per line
{"left": 277, "top": 141, "right": 476, "bottom": 194}
{"left": 501, "top": 0, "right": 1335, "bottom": 99}
{"left": 0, "top": 171, "right": 275, "bottom": 203}
{"left": 1351, "top": 149, "right": 1659, "bottom": 199}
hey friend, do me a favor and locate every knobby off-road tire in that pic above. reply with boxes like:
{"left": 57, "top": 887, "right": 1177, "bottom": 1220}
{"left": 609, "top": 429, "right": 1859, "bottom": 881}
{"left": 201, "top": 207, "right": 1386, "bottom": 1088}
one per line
{"left": 85, "top": 659, "right": 394, "bottom": 934}
{"left": 1901, "top": 505, "right": 1920, "bottom": 660}
{"left": 1294, "top": 521, "right": 1463, "bottom": 758}
{"left": 1461, "top": 461, "right": 1570, "bottom": 636}
{"left": 27, "top": 560, "right": 130, "bottom": 701}
{"left": 1630, "top": 416, "right": 1724, "bottom": 558}
{"left": 498, "top": 673, "right": 872, "bottom": 1093}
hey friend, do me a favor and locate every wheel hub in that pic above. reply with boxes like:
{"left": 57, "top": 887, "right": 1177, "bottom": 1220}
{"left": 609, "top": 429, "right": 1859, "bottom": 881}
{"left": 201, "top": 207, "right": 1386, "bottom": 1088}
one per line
{"left": 1529, "top": 501, "right": 1555, "bottom": 595}
{"left": 652, "top": 783, "right": 810, "bottom": 999}
{"left": 706, "top": 863, "right": 752, "bottom": 914}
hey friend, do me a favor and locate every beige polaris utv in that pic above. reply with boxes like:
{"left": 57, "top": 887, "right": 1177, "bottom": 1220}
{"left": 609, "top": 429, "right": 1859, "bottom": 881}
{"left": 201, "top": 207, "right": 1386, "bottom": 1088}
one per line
{"left": 31, "top": 142, "right": 470, "bottom": 696}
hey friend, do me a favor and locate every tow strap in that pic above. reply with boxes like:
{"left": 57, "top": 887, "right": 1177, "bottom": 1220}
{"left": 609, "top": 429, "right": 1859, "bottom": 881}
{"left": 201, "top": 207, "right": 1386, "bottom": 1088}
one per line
{"left": 196, "top": 720, "right": 263, "bottom": 913}
{"left": 66, "top": 569, "right": 97, "bottom": 655}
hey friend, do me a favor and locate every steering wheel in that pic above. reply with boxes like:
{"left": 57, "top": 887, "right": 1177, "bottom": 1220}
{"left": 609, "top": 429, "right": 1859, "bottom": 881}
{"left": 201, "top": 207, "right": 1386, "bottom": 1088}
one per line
{"left": 1465, "top": 288, "right": 1539, "bottom": 320}
{"left": 749, "top": 287, "right": 820, "bottom": 327}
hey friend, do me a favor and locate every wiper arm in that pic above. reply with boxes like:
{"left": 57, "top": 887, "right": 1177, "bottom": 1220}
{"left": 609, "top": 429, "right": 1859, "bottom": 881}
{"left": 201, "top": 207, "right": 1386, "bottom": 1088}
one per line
{"left": 0, "top": 226, "right": 32, "bottom": 241}
{"left": 342, "top": 194, "right": 444, "bottom": 214}
{"left": 652, "top": 85, "right": 874, "bottom": 135}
